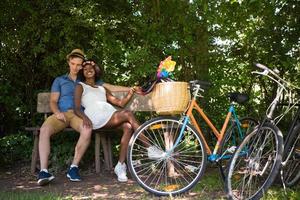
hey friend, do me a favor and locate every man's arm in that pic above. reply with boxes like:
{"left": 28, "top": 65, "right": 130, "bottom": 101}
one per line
{"left": 50, "top": 92, "right": 66, "bottom": 122}
{"left": 50, "top": 92, "right": 60, "bottom": 114}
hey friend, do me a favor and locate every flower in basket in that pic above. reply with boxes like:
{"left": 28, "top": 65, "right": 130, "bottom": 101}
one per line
{"left": 157, "top": 56, "right": 176, "bottom": 79}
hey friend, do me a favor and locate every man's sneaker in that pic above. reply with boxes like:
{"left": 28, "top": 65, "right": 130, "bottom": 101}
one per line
{"left": 114, "top": 162, "right": 128, "bottom": 182}
{"left": 147, "top": 145, "right": 166, "bottom": 160}
{"left": 37, "top": 171, "right": 55, "bottom": 186}
{"left": 67, "top": 166, "right": 81, "bottom": 182}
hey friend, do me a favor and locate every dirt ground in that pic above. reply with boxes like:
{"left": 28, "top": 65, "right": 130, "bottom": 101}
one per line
{"left": 0, "top": 164, "right": 218, "bottom": 200}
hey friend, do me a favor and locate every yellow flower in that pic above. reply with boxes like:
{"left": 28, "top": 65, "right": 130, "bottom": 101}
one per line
{"left": 160, "top": 56, "right": 176, "bottom": 72}
{"left": 163, "top": 60, "right": 176, "bottom": 72}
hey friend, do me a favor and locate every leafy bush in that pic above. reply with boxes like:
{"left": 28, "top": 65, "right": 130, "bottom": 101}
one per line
{"left": 0, "top": 131, "right": 96, "bottom": 172}
{"left": 0, "top": 133, "right": 32, "bottom": 167}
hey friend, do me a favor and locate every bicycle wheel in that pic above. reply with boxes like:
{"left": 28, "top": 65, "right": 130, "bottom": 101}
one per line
{"left": 282, "top": 124, "right": 300, "bottom": 187}
{"left": 226, "top": 122, "right": 283, "bottom": 200}
{"left": 127, "top": 116, "right": 207, "bottom": 196}
{"left": 218, "top": 117, "right": 258, "bottom": 180}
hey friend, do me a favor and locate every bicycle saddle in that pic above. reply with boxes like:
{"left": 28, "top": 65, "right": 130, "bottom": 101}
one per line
{"left": 228, "top": 92, "right": 249, "bottom": 104}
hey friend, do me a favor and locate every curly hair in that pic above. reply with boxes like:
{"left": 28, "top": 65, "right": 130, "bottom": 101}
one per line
{"left": 78, "top": 59, "right": 103, "bottom": 82}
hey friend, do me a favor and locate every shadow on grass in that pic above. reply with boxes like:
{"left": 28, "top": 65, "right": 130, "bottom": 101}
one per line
{"left": 1, "top": 165, "right": 299, "bottom": 200}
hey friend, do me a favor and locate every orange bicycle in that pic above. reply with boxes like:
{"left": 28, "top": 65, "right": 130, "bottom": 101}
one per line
{"left": 127, "top": 80, "right": 257, "bottom": 196}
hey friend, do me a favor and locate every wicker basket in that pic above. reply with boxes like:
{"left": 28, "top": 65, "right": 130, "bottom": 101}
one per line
{"left": 151, "top": 82, "right": 190, "bottom": 115}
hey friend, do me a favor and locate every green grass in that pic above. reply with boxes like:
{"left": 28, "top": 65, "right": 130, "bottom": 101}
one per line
{"left": 191, "top": 168, "right": 227, "bottom": 200}
{"left": 0, "top": 191, "right": 63, "bottom": 200}
{"left": 191, "top": 167, "right": 300, "bottom": 200}
{"left": 263, "top": 186, "right": 300, "bottom": 200}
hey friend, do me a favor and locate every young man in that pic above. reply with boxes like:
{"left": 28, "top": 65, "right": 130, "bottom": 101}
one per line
{"left": 37, "top": 49, "right": 92, "bottom": 186}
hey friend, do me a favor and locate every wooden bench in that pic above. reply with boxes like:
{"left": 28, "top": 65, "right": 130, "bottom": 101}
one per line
{"left": 26, "top": 91, "right": 155, "bottom": 174}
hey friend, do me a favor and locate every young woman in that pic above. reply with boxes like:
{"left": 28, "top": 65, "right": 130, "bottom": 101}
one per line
{"left": 74, "top": 60, "right": 140, "bottom": 182}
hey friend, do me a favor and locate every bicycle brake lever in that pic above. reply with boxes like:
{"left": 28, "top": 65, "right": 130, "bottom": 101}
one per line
{"left": 252, "top": 70, "right": 269, "bottom": 76}
{"left": 273, "top": 68, "right": 280, "bottom": 74}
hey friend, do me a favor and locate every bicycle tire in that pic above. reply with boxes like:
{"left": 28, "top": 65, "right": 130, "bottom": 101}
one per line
{"left": 282, "top": 123, "right": 300, "bottom": 187}
{"left": 226, "top": 122, "right": 283, "bottom": 200}
{"left": 127, "top": 116, "right": 207, "bottom": 196}
{"left": 218, "top": 117, "right": 258, "bottom": 180}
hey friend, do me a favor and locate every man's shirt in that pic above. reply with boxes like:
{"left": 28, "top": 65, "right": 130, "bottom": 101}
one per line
{"left": 51, "top": 74, "right": 79, "bottom": 112}
{"left": 51, "top": 74, "right": 104, "bottom": 112}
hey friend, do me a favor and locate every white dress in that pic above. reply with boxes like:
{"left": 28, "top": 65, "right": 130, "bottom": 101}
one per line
{"left": 79, "top": 82, "right": 116, "bottom": 129}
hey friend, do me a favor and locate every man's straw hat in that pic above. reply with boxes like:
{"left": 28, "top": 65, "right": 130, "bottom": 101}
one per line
{"left": 66, "top": 49, "right": 85, "bottom": 60}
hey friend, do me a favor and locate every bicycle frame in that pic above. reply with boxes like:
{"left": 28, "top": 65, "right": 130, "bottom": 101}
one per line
{"left": 226, "top": 64, "right": 300, "bottom": 199}
{"left": 169, "top": 85, "right": 244, "bottom": 162}
{"left": 279, "top": 105, "right": 300, "bottom": 164}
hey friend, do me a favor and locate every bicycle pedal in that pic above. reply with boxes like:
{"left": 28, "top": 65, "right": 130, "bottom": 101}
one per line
{"left": 184, "top": 165, "right": 198, "bottom": 173}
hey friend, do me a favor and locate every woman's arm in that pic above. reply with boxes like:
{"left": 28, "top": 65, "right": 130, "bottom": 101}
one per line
{"left": 103, "top": 83, "right": 131, "bottom": 92}
{"left": 106, "top": 87, "right": 135, "bottom": 108}
{"left": 74, "top": 84, "right": 93, "bottom": 128}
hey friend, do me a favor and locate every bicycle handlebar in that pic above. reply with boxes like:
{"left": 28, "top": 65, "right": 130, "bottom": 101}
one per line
{"left": 253, "top": 63, "right": 300, "bottom": 122}
{"left": 255, "top": 63, "right": 269, "bottom": 71}
{"left": 189, "top": 80, "right": 211, "bottom": 99}
{"left": 254, "top": 63, "right": 282, "bottom": 80}
{"left": 189, "top": 80, "right": 212, "bottom": 88}
{"left": 253, "top": 63, "right": 300, "bottom": 90}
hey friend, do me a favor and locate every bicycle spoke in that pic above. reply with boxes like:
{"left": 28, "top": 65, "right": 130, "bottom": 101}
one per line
{"left": 128, "top": 117, "right": 207, "bottom": 196}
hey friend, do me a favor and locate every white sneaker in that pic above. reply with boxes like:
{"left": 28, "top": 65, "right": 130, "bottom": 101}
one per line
{"left": 147, "top": 146, "right": 166, "bottom": 160}
{"left": 114, "top": 162, "right": 128, "bottom": 182}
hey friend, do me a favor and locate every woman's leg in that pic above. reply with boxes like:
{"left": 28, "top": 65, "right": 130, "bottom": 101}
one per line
{"left": 104, "top": 110, "right": 139, "bottom": 131}
{"left": 118, "top": 122, "right": 132, "bottom": 163}
{"left": 103, "top": 110, "right": 139, "bottom": 162}
{"left": 104, "top": 110, "right": 139, "bottom": 182}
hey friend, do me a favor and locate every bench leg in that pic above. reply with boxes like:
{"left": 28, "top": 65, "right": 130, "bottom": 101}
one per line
{"left": 107, "top": 136, "right": 113, "bottom": 169}
{"left": 95, "top": 133, "right": 101, "bottom": 174}
{"left": 101, "top": 135, "right": 111, "bottom": 170}
{"left": 31, "top": 131, "right": 39, "bottom": 174}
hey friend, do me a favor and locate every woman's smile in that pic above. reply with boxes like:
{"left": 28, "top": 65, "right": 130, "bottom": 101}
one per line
{"left": 83, "top": 65, "right": 95, "bottom": 78}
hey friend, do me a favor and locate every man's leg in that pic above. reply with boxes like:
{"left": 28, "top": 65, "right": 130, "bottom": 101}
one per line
{"left": 38, "top": 115, "right": 66, "bottom": 186}
{"left": 67, "top": 113, "right": 92, "bottom": 181}
{"left": 72, "top": 125, "right": 92, "bottom": 166}
{"left": 39, "top": 125, "right": 54, "bottom": 170}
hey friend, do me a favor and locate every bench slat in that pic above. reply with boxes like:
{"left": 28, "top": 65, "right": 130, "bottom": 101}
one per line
{"left": 37, "top": 92, "right": 155, "bottom": 114}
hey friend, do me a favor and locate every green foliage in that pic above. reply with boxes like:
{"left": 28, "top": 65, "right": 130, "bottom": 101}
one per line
{"left": 0, "top": 133, "right": 32, "bottom": 167}
{"left": 1, "top": 0, "right": 299, "bottom": 172}
{"left": 0, "top": 131, "right": 96, "bottom": 172}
